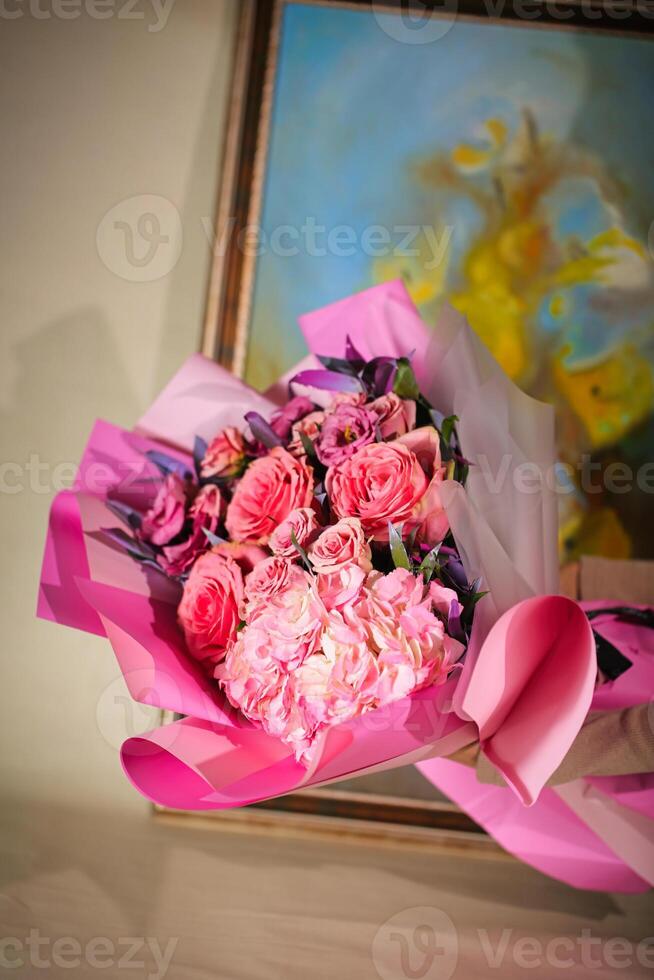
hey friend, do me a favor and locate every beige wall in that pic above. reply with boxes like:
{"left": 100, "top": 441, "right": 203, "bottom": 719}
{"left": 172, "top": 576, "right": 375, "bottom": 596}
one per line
{"left": 2, "top": 10, "right": 653, "bottom": 976}
{"left": 0, "top": 0, "right": 238, "bottom": 811}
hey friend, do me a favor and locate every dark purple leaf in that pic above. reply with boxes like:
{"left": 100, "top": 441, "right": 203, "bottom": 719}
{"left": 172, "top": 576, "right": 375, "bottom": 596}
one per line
{"left": 244, "top": 411, "right": 283, "bottom": 449}
{"left": 193, "top": 435, "right": 208, "bottom": 474}
{"left": 377, "top": 361, "right": 397, "bottom": 395}
{"left": 145, "top": 450, "right": 193, "bottom": 480}
{"left": 105, "top": 499, "right": 142, "bottom": 531}
{"left": 345, "top": 334, "right": 365, "bottom": 366}
{"left": 448, "top": 598, "right": 465, "bottom": 642}
{"left": 362, "top": 356, "right": 397, "bottom": 396}
{"left": 290, "top": 369, "right": 363, "bottom": 394}
{"left": 100, "top": 526, "right": 157, "bottom": 561}
{"left": 442, "top": 557, "right": 468, "bottom": 592}
{"left": 316, "top": 355, "right": 361, "bottom": 377}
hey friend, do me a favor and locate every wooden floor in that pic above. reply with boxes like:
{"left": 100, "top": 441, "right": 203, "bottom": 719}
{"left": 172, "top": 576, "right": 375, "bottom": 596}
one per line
{"left": 2, "top": 793, "right": 653, "bottom": 979}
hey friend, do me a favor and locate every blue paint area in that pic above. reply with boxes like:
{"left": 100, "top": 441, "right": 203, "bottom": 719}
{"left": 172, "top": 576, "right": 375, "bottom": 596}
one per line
{"left": 245, "top": 2, "right": 654, "bottom": 388}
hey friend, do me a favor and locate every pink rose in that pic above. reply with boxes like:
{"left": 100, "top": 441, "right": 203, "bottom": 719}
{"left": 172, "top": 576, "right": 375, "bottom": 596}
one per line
{"left": 325, "top": 440, "right": 429, "bottom": 541}
{"left": 315, "top": 402, "right": 376, "bottom": 466}
{"left": 354, "top": 568, "right": 452, "bottom": 704}
{"left": 299, "top": 610, "right": 379, "bottom": 727}
{"left": 288, "top": 411, "right": 325, "bottom": 458}
{"left": 140, "top": 472, "right": 188, "bottom": 546}
{"left": 270, "top": 396, "right": 315, "bottom": 440}
{"left": 269, "top": 507, "right": 321, "bottom": 560}
{"left": 316, "top": 563, "right": 366, "bottom": 612}
{"left": 213, "top": 540, "right": 267, "bottom": 575}
{"left": 247, "top": 568, "right": 325, "bottom": 668}
{"left": 397, "top": 428, "right": 449, "bottom": 545}
{"left": 201, "top": 427, "right": 246, "bottom": 479}
{"left": 161, "top": 484, "right": 223, "bottom": 576}
{"left": 308, "top": 517, "right": 372, "bottom": 575}
{"left": 326, "top": 426, "right": 449, "bottom": 544}
{"left": 225, "top": 447, "right": 314, "bottom": 544}
{"left": 429, "top": 580, "right": 460, "bottom": 619}
{"left": 216, "top": 625, "right": 286, "bottom": 724}
{"left": 369, "top": 392, "right": 416, "bottom": 439}
{"left": 243, "top": 556, "right": 300, "bottom": 616}
{"left": 178, "top": 551, "right": 244, "bottom": 665}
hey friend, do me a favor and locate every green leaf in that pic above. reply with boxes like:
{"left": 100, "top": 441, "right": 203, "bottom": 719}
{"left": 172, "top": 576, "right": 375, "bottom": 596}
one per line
{"left": 406, "top": 525, "right": 419, "bottom": 553}
{"left": 291, "top": 529, "right": 311, "bottom": 569}
{"left": 388, "top": 522, "right": 411, "bottom": 571}
{"left": 299, "top": 430, "right": 318, "bottom": 458}
{"left": 418, "top": 542, "right": 442, "bottom": 582}
{"left": 467, "top": 590, "right": 489, "bottom": 611}
{"left": 393, "top": 358, "right": 420, "bottom": 401}
{"left": 440, "top": 414, "right": 459, "bottom": 446}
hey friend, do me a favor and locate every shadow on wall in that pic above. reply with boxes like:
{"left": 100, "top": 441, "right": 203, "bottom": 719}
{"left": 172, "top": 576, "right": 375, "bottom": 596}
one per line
{"left": 2, "top": 307, "right": 139, "bottom": 584}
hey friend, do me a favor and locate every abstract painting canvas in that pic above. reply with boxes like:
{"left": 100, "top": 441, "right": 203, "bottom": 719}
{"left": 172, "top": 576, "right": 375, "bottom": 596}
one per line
{"left": 208, "top": 0, "right": 654, "bottom": 560}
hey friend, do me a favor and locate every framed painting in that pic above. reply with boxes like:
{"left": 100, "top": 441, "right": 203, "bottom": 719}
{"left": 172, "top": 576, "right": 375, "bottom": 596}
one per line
{"left": 203, "top": 0, "right": 654, "bottom": 566}
{"left": 169, "top": 0, "right": 654, "bottom": 845}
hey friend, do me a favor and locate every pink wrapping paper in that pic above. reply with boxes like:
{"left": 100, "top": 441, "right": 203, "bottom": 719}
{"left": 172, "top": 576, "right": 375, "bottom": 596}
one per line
{"left": 419, "top": 606, "right": 654, "bottom": 892}
{"left": 37, "top": 280, "right": 653, "bottom": 891}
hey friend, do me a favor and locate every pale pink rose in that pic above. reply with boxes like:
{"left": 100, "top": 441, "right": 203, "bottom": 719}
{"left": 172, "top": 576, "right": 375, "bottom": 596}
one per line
{"left": 287, "top": 411, "right": 325, "bottom": 457}
{"left": 366, "top": 567, "right": 425, "bottom": 608}
{"left": 225, "top": 447, "right": 314, "bottom": 545}
{"left": 243, "top": 556, "right": 300, "bottom": 616}
{"left": 325, "top": 440, "right": 429, "bottom": 541}
{"left": 396, "top": 427, "right": 449, "bottom": 545}
{"left": 348, "top": 567, "right": 452, "bottom": 705}
{"left": 322, "top": 609, "right": 380, "bottom": 707}
{"left": 295, "top": 610, "right": 379, "bottom": 729}
{"left": 253, "top": 571, "right": 326, "bottom": 667}
{"left": 213, "top": 562, "right": 460, "bottom": 768}
{"left": 316, "top": 563, "right": 366, "bottom": 612}
{"left": 308, "top": 517, "right": 372, "bottom": 575}
{"left": 374, "top": 661, "right": 417, "bottom": 703}
{"left": 201, "top": 427, "right": 246, "bottom": 479}
{"left": 140, "top": 472, "right": 188, "bottom": 546}
{"left": 178, "top": 551, "right": 244, "bottom": 665}
{"left": 212, "top": 540, "right": 267, "bottom": 575}
{"left": 269, "top": 507, "right": 321, "bottom": 560}
{"left": 315, "top": 402, "right": 376, "bottom": 466}
{"left": 369, "top": 392, "right": 416, "bottom": 439}
{"left": 216, "top": 625, "right": 285, "bottom": 723}
{"left": 292, "top": 653, "right": 333, "bottom": 730}
{"left": 161, "top": 484, "right": 223, "bottom": 576}
{"left": 269, "top": 396, "right": 315, "bottom": 440}
{"left": 217, "top": 626, "right": 317, "bottom": 755}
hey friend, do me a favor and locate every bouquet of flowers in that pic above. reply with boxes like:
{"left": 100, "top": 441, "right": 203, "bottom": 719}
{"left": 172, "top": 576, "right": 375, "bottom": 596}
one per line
{"left": 38, "top": 280, "right": 654, "bottom": 892}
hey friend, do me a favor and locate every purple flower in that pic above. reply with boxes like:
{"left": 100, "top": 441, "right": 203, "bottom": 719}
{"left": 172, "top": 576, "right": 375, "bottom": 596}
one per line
{"left": 270, "top": 397, "right": 315, "bottom": 441}
{"left": 315, "top": 403, "right": 377, "bottom": 466}
{"left": 161, "top": 485, "right": 223, "bottom": 577}
{"left": 139, "top": 473, "right": 188, "bottom": 546}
